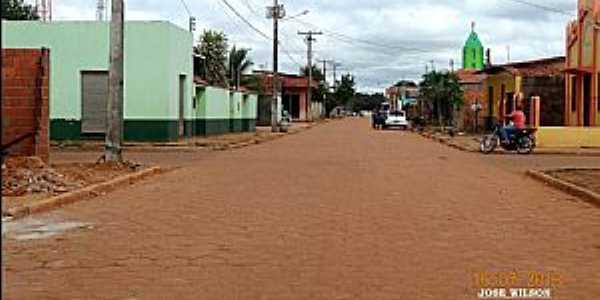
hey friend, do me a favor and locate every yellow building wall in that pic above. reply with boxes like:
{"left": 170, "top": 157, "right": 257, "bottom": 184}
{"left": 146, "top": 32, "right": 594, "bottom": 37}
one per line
{"left": 537, "top": 127, "right": 600, "bottom": 148}
{"left": 483, "top": 73, "right": 517, "bottom": 119}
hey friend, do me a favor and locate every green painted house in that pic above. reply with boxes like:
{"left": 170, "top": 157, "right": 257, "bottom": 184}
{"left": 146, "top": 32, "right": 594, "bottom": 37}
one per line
{"left": 2, "top": 20, "right": 258, "bottom": 141}
{"left": 194, "top": 84, "right": 257, "bottom": 136}
{"left": 463, "top": 23, "right": 485, "bottom": 70}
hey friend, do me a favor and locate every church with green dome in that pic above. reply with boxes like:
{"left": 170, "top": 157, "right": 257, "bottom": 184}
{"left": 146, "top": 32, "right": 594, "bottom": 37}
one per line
{"left": 462, "top": 23, "right": 484, "bottom": 70}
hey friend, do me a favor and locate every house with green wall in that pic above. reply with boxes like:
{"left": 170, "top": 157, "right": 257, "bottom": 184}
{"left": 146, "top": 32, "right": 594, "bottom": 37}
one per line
{"left": 194, "top": 82, "right": 257, "bottom": 136}
{"left": 2, "top": 20, "right": 259, "bottom": 141}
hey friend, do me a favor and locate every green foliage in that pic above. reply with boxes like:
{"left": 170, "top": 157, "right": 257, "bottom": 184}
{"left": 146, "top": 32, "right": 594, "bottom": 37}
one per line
{"left": 300, "top": 64, "right": 327, "bottom": 103}
{"left": 300, "top": 64, "right": 325, "bottom": 83}
{"left": 419, "top": 70, "right": 463, "bottom": 125}
{"left": 327, "top": 73, "right": 356, "bottom": 112}
{"left": 349, "top": 93, "right": 386, "bottom": 112}
{"left": 198, "top": 30, "right": 228, "bottom": 87}
{"left": 394, "top": 80, "right": 417, "bottom": 88}
{"left": 1, "top": 0, "right": 39, "bottom": 20}
{"left": 228, "top": 46, "right": 253, "bottom": 88}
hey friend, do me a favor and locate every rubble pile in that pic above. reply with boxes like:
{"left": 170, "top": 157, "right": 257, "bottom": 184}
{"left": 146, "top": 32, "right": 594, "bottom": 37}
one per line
{"left": 2, "top": 157, "right": 83, "bottom": 197}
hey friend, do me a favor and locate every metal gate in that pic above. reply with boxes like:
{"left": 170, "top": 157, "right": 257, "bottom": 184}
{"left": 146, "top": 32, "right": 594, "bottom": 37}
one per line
{"left": 81, "top": 71, "right": 109, "bottom": 134}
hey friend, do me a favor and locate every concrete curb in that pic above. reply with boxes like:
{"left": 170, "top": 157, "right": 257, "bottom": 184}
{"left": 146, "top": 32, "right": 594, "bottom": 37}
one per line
{"left": 419, "top": 132, "right": 479, "bottom": 153}
{"left": 419, "top": 132, "right": 600, "bottom": 156}
{"left": 4, "top": 166, "right": 161, "bottom": 220}
{"left": 526, "top": 169, "right": 600, "bottom": 206}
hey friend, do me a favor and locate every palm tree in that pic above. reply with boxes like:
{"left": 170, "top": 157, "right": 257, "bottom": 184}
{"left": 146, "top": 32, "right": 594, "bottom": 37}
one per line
{"left": 228, "top": 46, "right": 253, "bottom": 89}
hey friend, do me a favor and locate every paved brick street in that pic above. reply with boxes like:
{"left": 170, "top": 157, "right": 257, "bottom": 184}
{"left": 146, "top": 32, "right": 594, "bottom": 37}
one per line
{"left": 3, "top": 118, "right": 600, "bottom": 299}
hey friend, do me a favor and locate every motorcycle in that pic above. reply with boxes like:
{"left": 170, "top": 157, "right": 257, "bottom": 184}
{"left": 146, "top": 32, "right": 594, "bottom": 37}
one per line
{"left": 480, "top": 124, "right": 537, "bottom": 155}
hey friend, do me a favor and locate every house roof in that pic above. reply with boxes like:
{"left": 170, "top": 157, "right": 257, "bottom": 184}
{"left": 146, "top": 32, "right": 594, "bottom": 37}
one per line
{"left": 254, "top": 70, "right": 319, "bottom": 91}
{"left": 456, "top": 69, "right": 487, "bottom": 84}
{"left": 479, "top": 56, "right": 566, "bottom": 76}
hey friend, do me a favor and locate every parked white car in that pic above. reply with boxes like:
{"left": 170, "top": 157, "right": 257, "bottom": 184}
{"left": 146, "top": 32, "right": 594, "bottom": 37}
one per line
{"left": 383, "top": 111, "right": 409, "bottom": 130}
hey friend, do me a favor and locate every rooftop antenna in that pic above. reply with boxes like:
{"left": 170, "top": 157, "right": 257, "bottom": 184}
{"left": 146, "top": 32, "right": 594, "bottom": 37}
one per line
{"left": 97, "top": 0, "right": 106, "bottom": 21}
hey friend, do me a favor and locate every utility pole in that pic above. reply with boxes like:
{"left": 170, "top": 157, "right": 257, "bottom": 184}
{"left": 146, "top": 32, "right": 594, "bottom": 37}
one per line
{"left": 318, "top": 59, "right": 331, "bottom": 84}
{"left": 332, "top": 61, "right": 341, "bottom": 89}
{"left": 267, "top": 0, "right": 285, "bottom": 132}
{"left": 189, "top": 16, "right": 196, "bottom": 32}
{"left": 318, "top": 59, "right": 332, "bottom": 118}
{"left": 298, "top": 31, "right": 322, "bottom": 122}
{"left": 105, "top": 0, "right": 124, "bottom": 162}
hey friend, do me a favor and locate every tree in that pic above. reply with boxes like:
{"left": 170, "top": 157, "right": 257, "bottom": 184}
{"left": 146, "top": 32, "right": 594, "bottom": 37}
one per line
{"left": 349, "top": 93, "right": 386, "bottom": 112}
{"left": 329, "top": 73, "right": 356, "bottom": 112}
{"left": 300, "top": 64, "right": 327, "bottom": 103}
{"left": 228, "top": 46, "right": 253, "bottom": 88}
{"left": 300, "top": 64, "right": 325, "bottom": 83}
{"left": 198, "top": 30, "right": 228, "bottom": 87}
{"left": 419, "top": 71, "right": 463, "bottom": 126}
{"left": 1, "top": 0, "right": 39, "bottom": 20}
{"left": 394, "top": 80, "right": 417, "bottom": 88}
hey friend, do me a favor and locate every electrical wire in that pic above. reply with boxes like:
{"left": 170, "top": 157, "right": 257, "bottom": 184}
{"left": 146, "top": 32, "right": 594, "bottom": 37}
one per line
{"left": 500, "top": 0, "right": 574, "bottom": 16}
{"left": 178, "top": 0, "right": 192, "bottom": 16}
{"left": 220, "top": 0, "right": 271, "bottom": 40}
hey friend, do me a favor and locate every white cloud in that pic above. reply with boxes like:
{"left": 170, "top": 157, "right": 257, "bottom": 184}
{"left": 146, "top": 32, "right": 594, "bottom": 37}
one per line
{"left": 28, "top": 0, "right": 576, "bottom": 92}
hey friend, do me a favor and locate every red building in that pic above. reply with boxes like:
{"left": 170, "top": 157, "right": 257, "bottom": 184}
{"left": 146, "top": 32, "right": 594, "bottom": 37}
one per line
{"left": 255, "top": 71, "right": 318, "bottom": 123}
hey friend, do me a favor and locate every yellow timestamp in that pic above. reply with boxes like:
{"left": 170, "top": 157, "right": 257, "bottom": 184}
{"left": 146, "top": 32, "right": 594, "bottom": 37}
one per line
{"left": 473, "top": 271, "right": 563, "bottom": 289}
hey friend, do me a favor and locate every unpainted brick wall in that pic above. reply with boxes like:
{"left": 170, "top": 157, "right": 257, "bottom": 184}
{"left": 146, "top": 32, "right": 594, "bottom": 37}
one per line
{"left": 1, "top": 48, "right": 50, "bottom": 163}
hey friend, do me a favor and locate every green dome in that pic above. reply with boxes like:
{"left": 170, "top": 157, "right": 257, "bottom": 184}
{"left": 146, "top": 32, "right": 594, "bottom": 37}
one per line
{"left": 463, "top": 25, "right": 484, "bottom": 70}
{"left": 465, "top": 31, "right": 483, "bottom": 49}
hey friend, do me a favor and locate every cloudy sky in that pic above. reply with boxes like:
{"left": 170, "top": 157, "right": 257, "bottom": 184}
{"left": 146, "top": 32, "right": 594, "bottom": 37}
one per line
{"left": 30, "top": 0, "right": 577, "bottom": 92}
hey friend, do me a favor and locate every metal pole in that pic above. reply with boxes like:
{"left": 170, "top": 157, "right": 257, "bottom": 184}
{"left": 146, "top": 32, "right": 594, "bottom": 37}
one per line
{"left": 105, "top": 0, "right": 124, "bottom": 162}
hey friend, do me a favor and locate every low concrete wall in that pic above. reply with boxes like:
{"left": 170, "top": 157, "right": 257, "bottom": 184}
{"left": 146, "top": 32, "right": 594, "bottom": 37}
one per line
{"left": 537, "top": 127, "right": 600, "bottom": 148}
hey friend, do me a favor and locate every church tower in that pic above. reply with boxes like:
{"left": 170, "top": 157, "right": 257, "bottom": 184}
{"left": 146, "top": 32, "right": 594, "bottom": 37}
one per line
{"left": 463, "top": 22, "right": 484, "bottom": 70}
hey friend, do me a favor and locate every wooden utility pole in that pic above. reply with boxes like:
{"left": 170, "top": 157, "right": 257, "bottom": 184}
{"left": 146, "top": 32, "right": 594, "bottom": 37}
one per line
{"left": 268, "top": 0, "right": 285, "bottom": 132}
{"left": 332, "top": 61, "right": 341, "bottom": 89}
{"left": 298, "top": 31, "right": 322, "bottom": 122}
{"left": 318, "top": 59, "right": 332, "bottom": 118}
{"left": 105, "top": 0, "right": 124, "bottom": 162}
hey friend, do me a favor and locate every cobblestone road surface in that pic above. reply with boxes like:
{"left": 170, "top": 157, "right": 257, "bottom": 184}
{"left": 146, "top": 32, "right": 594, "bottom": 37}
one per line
{"left": 3, "top": 119, "right": 600, "bottom": 299}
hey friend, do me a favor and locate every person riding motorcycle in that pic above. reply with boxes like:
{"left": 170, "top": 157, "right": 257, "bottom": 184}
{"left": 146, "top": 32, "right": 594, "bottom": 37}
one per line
{"left": 500, "top": 105, "right": 526, "bottom": 145}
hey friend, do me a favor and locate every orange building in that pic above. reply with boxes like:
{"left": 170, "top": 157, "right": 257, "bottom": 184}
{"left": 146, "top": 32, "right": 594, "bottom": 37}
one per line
{"left": 564, "top": 0, "right": 600, "bottom": 126}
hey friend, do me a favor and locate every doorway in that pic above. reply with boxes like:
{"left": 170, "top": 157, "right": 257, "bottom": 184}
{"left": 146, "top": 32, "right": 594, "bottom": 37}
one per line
{"left": 283, "top": 94, "right": 300, "bottom": 119}
{"left": 486, "top": 86, "right": 495, "bottom": 129}
{"left": 179, "top": 75, "right": 186, "bottom": 137}
{"left": 583, "top": 74, "right": 591, "bottom": 126}
{"left": 81, "top": 71, "right": 109, "bottom": 135}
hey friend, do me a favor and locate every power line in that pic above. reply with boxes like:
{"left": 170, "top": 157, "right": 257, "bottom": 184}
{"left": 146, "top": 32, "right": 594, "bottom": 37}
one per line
{"left": 290, "top": 19, "right": 433, "bottom": 54}
{"left": 219, "top": 0, "right": 303, "bottom": 68}
{"left": 178, "top": 0, "right": 192, "bottom": 16}
{"left": 220, "top": 0, "right": 271, "bottom": 40}
{"left": 500, "top": 0, "right": 574, "bottom": 16}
